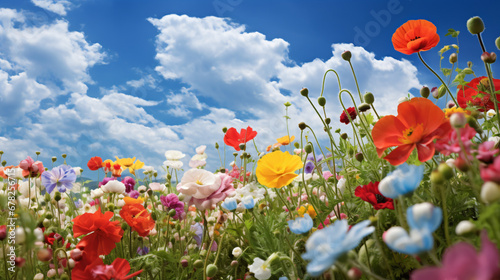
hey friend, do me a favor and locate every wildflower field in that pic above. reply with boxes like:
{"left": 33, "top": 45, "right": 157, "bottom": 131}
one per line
{"left": 2, "top": 15, "right": 500, "bottom": 280}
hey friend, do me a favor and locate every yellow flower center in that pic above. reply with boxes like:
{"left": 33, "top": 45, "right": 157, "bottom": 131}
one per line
{"left": 196, "top": 180, "right": 203, "bottom": 185}
{"left": 399, "top": 123, "right": 424, "bottom": 144}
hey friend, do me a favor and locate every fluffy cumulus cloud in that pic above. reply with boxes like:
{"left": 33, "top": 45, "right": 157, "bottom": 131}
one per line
{"left": 31, "top": 0, "right": 72, "bottom": 16}
{"left": 0, "top": 8, "right": 105, "bottom": 123}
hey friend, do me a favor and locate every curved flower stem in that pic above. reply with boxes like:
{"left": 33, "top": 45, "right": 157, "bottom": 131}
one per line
{"left": 301, "top": 149, "right": 327, "bottom": 227}
{"left": 418, "top": 52, "right": 458, "bottom": 106}
{"left": 348, "top": 61, "right": 363, "bottom": 103}
{"left": 304, "top": 125, "right": 336, "bottom": 174}
{"left": 320, "top": 69, "right": 342, "bottom": 97}
{"left": 477, "top": 34, "right": 500, "bottom": 130}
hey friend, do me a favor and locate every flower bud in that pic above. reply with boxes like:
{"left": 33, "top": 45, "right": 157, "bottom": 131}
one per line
{"left": 293, "top": 142, "right": 300, "bottom": 149}
{"left": 481, "top": 52, "right": 497, "bottom": 64}
{"left": 181, "top": 259, "right": 189, "bottom": 268}
{"left": 300, "top": 88, "right": 309, "bottom": 97}
{"left": 59, "top": 274, "right": 69, "bottom": 280}
{"left": 70, "top": 249, "right": 83, "bottom": 261}
{"left": 37, "top": 248, "right": 52, "bottom": 262}
{"left": 168, "top": 209, "right": 176, "bottom": 217}
{"left": 238, "top": 143, "right": 246, "bottom": 150}
{"left": 222, "top": 127, "right": 228, "bottom": 133}
{"left": 342, "top": 50, "right": 352, "bottom": 61}
{"left": 481, "top": 181, "right": 500, "bottom": 204}
{"left": 325, "top": 117, "right": 331, "bottom": 124}
{"left": 438, "top": 163, "right": 454, "bottom": 180}
{"left": 232, "top": 247, "right": 242, "bottom": 258}
{"left": 317, "top": 96, "right": 326, "bottom": 107}
{"left": 358, "top": 103, "right": 371, "bottom": 112}
{"left": 467, "top": 16, "right": 485, "bottom": 35}
{"left": 496, "top": 36, "right": 500, "bottom": 50}
{"left": 450, "top": 112, "right": 467, "bottom": 128}
{"left": 206, "top": 264, "right": 218, "bottom": 277}
{"left": 231, "top": 260, "right": 238, "bottom": 267}
{"left": 455, "top": 220, "right": 476, "bottom": 235}
{"left": 304, "top": 144, "right": 313, "bottom": 154}
{"left": 215, "top": 142, "right": 219, "bottom": 149}
{"left": 106, "top": 203, "right": 115, "bottom": 212}
{"left": 193, "top": 260, "right": 204, "bottom": 269}
{"left": 54, "top": 192, "right": 62, "bottom": 201}
{"left": 341, "top": 133, "right": 348, "bottom": 140}
{"left": 449, "top": 53, "right": 458, "bottom": 64}
{"left": 1, "top": 160, "right": 5, "bottom": 167}
{"left": 467, "top": 116, "right": 483, "bottom": 134}
{"left": 364, "top": 92, "right": 374, "bottom": 104}
{"left": 348, "top": 267, "right": 362, "bottom": 280}
{"left": 34, "top": 273, "right": 44, "bottom": 280}
{"left": 430, "top": 170, "right": 445, "bottom": 185}
{"left": 51, "top": 156, "right": 57, "bottom": 162}
{"left": 355, "top": 152, "right": 364, "bottom": 162}
{"left": 298, "top": 122, "right": 306, "bottom": 130}
{"left": 420, "top": 86, "right": 430, "bottom": 98}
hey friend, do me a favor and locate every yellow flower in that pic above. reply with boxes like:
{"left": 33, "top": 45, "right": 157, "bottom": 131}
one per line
{"left": 128, "top": 159, "right": 145, "bottom": 175}
{"left": 256, "top": 150, "right": 303, "bottom": 188}
{"left": 115, "top": 156, "right": 136, "bottom": 168}
{"left": 443, "top": 107, "right": 471, "bottom": 119}
{"left": 124, "top": 196, "right": 144, "bottom": 205}
{"left": 298, "top": 204, "right": 317, "bottom": 219}
{"left": 276, "top": 135, "right": 295, "bottom": 145}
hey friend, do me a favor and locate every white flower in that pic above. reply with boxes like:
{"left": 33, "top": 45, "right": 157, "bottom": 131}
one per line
{"left": 18, "top": 181, "right": 36, "bottom": 199}
{"left": 16, "top": 227, "right": 26, "bottom": 244}
{"left": 336, "top": 177, "right": 346, "bottom": 194}
{"left": 191, "top": 153, "right": 207, "bottom": 161}
{"left": 165, "top": 150, "right": 186, "bottom": 160}
{"left": 232, "top": 247, "right": 242, "bottom": 258}
{"left": 138, "top": 185, "right": 147, "bottom": 192}
{"left": 248, "top": 257, "right": 272, "bottom": 280}
{"left": 176, "top": 169, "right": 221, "bottom": 199}
{"left": 455, "top": 220, "right": 476, "bottom": 235}
{"left": 481, "top": 181, "right": 500, "bottom": 204}
{"left": 91, "top": 188, "right": 104, "bottom": 199}
{"left": 72, "top": 182, "right": 81, "bottom": 193}
{"left": 149, "top": 182, "right": 166, "bottom": 192}
{"left": 116, "top": 199, "right": 125, "bottom": 208}
{"left": 488, "top": 136, "right": 500, "bottom": 146}
{"left": 102, "top": 181, "right": 126, "bottom": 194}
{"left": 487, "top": 109, "right": 496, "bottom": 119}
{"left": 196, "top": 145, "right": 207, "bottom": 154}
{"left": 34, "top": 273, "right": 44, "bottom": 280}
{"left": 72, "top": 167, "right": 82, "bottom": 176}
{"left": 164, "top": 160, "right": 183, "bottom": 170}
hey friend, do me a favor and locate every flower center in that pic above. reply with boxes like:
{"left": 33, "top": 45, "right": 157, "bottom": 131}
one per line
{"left": 196, "top": 180, "right": 203, "bottom": 185}
{"left": 410, "top": 36, "right": 421, "bottom": 41}
{"left": 399, "top": 124, "right": 424, "bottom": 144}
{"left": 375, "top": 194, "right": 387, "bottom": 203}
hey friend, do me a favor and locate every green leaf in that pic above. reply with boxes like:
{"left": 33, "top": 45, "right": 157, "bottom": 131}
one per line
{"left": 441, "top": 68, "right": 452, "bottom": 76}
{"left": 445, "top": 28, "right": 460, "bottom": 38}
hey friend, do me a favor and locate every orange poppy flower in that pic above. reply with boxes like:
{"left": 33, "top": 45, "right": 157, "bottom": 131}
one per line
{"left": 392, "top": 20, "right": 440, "bottom": 55}
{"left": 87, "top": 156, "right": 103, "bottom": 171}
{"left": 224, "top": 126, "right": 258, "bottom": 151}
{"left": 119, "top": 204, "right": 155, "bottom": 237}
{"left": 276, "top": 135, "right": 295, "bottom": 145}
{"left": 123, "top": 196, "right": 144, "bottom": 205}
{"left": 72, "top": 209, "right": 124, "bottom": 260}
{"left": 457, "top": 76, "right": 500, "bottom": 112}
{"left": 372, "top": 98, "right": 451, "bottom": 165}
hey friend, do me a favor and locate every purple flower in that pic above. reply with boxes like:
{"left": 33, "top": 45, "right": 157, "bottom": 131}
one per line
{"left": 98, "top": 177, "right": 116, "bottom": 188}
{"left": 160, "top": 193, "right": 185, "bottom": 220}
{"left": 121, "top": 176, "right": 136, "bottom": 193}
{"left": 129, "top": 190, "right": 140, "bottom": 199}
{"left": 41, "top": 165, "right": 77, "bottom": 194}
{"left": 190, "top": 222, "right": 203, "bottom": 246}
{"left": 137, "top": 246, "right": 149, "bottom": 256}
{"left": 411, "top": 231, "right": 500, "bottom": 280}
{"left": 304, "top": 161, "right": 315, "bottom": 174}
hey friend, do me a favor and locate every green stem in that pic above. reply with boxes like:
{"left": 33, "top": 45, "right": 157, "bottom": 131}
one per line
{"left": 418, "top": 52, "right": 458, "bottom": 106}
{"left": 348, "top": 61, "right": 363, "bottom": 102}
{"left": 440, "top": 183, "right": 451, "bottom": 247}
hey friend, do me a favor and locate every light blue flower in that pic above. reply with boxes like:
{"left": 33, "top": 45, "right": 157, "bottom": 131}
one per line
{"left": 383, "top": 227, "right": 434, "bottom": 255}
{"left": 378, "top": 163, "right": 424, "bottom": 199}
{"left": 242, "top": 196, "right": 255, "bottom": 209}
{"left": 302, "top": 219, "right": 374, "bottom": 277}
{"left": 279, "top": 277, "right": 289, "bottom": 280}
{"left": 287, "top": 213, "right": 313, "bottom": 234}
{"left": 221, "top": 197, "right": 238, "bottom": 211}
{"left": 406, "top": 202, "right": 442, "bottom": 232}
{"left": 41, "top": 165, "right": 76, "bottom": 194}
{"left": 383, "top": 203, "right": 442, "bottom": 255}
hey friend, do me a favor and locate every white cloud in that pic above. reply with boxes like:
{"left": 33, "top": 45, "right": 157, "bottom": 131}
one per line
{"left": 166, "top": 87, "right": 203, "bottom": 118}
{"left": 31, "top": 0, "right": 72, "bottom": 16}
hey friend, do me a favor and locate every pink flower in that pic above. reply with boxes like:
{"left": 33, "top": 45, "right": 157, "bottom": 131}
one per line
{"left": 435, "top": 125, "right": 476, "bottom": 156}
{"left": 477, "top": 141, "right": 499, "bottom": 164}
{"left": 19, "top": 156, "right": 44, "bottom": 177}
{"left": 481, "top": 156, "right": 500, "bottom": 184}
{"left": 189, "top": 173, "right": 236, "bottom": 210}
{"left": 121, "top": 176, "right": 136, "bottom": 193}
{"left": 411, "top": 231, "right": 500, "bottom": 280}
{"left": 160, "top": 194, "right": 185, "bottom": 220}
{"left": 323, "top": 171, "right": 334, "bottom": 180}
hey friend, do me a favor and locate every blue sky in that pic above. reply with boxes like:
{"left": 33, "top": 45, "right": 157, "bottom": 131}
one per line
{"left": 0, "top": 0, "right": 499, "bottom": 179}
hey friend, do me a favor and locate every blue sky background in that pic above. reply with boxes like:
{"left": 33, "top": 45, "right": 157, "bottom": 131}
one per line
{"left": 0, "top": 0, "right": 499, "bottom": 179}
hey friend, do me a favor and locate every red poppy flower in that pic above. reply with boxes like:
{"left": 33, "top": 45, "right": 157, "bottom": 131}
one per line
{"left": 372, "top": 98, "right": 452, "bottom": 166}
{"left": 223, "top": 126, "right": 258, "bottom": 151}
{"left": 457, "top": 76, "right": 500, "bottom": 112}
{"left": 355, "top": 182, "right": 394, "bottom": 210}
{"left": 119, "top": 204, "right": 155, "bottom": 237}
{"left": 72, "top": 256, "right": 143, "bottom": 280}
{"left": 72, "top": 209, "right": 124, "bottom": 260}
{"left": 340, "top": 107, "right": 357, "bottom": 125}
{"left": 44, "top": 232, "right": 71, "bottom": 249}
{"left": 87, "top": 156, "right": 103, "bottom": 171}
{"left": 392, "top": 20, "right": 440, "bottom": 55}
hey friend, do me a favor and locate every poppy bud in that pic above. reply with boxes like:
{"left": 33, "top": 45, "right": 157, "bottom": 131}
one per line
{"left": 70, "top": 249, "right": 83, "bottom": 261}
{"left": 449, "top": 53, "right": 458, "bottom": 64}
{"left": 215, "top": 142, "right": 219, "bottom": 149}
{"left": 420, "top": 86, "right": 430, "bottom": 98}
{"left": 219, "top": 168, "right": 225, "bottom": 173}
{"left": 450, "top": 112, "right": 467, "bottom": 128}
{"left": 167, "top": 174, "right": 172, "bottom": 180}
{"left": 293, "top": 142, "right": 300, "bottom": 149}
{"left": 181, "top": 259, "right": 189, "bottom": 268}
{"left": 1, "top": 160, "right": 5, "bottom": 167}
{"left": 300, "top": 88, "right": 309, "bottom": 97}
{"left": 54, "top": 192, "right": 62, "bottom": 201}
{"left": 436, "top": 85, "right": 446, "bottom": 99}
{"left": 206, "top": 264, "right": 218, "bottom": 277}
{"left": 364, "top": 92, "right": 374, "bottom": 104}
{"left": 355, "top": 152, "right": 364, "bottom": 162}
{"left": 147, "top": 189, "right": 153, "bottom": 196}
{"left": 358, "top": 103, "right": 371, "bottom": 112}
{"left": 454, "top": 157, "right": 470, "bottom": 172}
{"left": 37, "top": 248, "right": 52, "bottom": 262}
{"left": 481, "top": 182, "right": 500, "bottom": 204}
{"left": 348, "top": 267, "right": 363, "bottom": 280}
{"left": 62, "top": 154, "right": 67, "bottom": 159}
{"left": 151, "top": 212, "right": 158, "bottom": 221}
{"left": 496, "top": 36, "right": 500, "bottom": 50}
{"left": 231, "top": 260, "right": 238, "bottom": 267}
{"left": 438, "top": 163, "right": 454, "bottom": 180}
{"left": 467, "top": 16, "right": 485, "bottom": 35}
{"left": 121, "top": 223, "right": 128, "bottom": 231}
{"left": 284, "top": 101, "right": 292, "bottom": 107}
{"left": 481, "top": 52, "right": 497, "bottom": 64}
{"left": 467, "top": 61, "right": 473, "bottom": 68}
{"left": 51, "top": 156, "right": 57, "bottom": 162}
{"left": 106, "top": 203, "right": 115, "bottom": 212}
{"left": 455, "top": 220, "right": 476, "bottom": 235}
{"left": 348, "top": 148, "right": 355, "bottom": 156}
{"left": 342, "top": 50, "right": 352, "bottom": 61}
{"left": 341, "top": 133, "right": 348, "bottom": 140}
{"left": 467, "top": 116, "right": 483, "bottom": 134}
{"left": 314, "top": 96, "right": 326, "bottom": 107}
{"left": 168, "top": 209, "right": 176, "bottom": 217}
{"left": 60, "top": 274, "right": 70, "bottom": 280}
{"left": 304, "top": 144, "right": 313, "bottom": 154}
{"left": 298, "top": 122, "right": 307, "bottom": 130}
{"left": 325, "top": 117, "right": 331, "bottom": 124}
{"left": 0, "top": 151, "right": 3, "bottom": 155}
{"left": 430, "top": 170, "right": 445, "bottom": 185}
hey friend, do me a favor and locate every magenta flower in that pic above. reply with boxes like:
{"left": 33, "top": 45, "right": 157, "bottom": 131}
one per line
{"left": 190, "top": 173, "right": 236, "bottom": 210}
{"left": 98, "top": 177, "right": 117, "bottom": 188}
{"left": 160, "top": 193, "right": 185, "bottom": 220}
{"left": 477, "top": 141, "right": 499, "bottom": 164}
{"left": 129, "top": 190, "right": 140, "bottom": 199}
{"left": 121, "top": 176, "right": 136, "bottom": 193}
{"left": 481, "top": 156, "right": 500, "bottom": 184}
{"left": 411, "top": 231, "right": 500, "bottom": 280}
